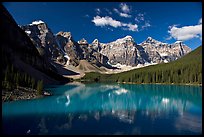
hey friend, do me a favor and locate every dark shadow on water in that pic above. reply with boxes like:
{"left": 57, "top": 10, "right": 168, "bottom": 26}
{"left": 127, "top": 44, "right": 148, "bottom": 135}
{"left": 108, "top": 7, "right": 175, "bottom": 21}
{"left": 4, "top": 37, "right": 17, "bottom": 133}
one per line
{"left": 2, "top": 109, "right": 202, "bottom": 135}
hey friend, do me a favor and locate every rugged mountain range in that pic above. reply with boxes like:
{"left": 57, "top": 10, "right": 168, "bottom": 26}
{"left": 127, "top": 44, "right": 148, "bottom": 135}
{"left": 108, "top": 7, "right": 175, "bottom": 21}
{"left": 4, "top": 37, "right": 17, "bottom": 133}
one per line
{"left": 99, "top": 36, "right": 191, "bottom": 66}
{"left": 20, "top": 20, "right": 191, "bottom": 74}
{"left": 139, "top": 37, "right": 191, "bottom": 63}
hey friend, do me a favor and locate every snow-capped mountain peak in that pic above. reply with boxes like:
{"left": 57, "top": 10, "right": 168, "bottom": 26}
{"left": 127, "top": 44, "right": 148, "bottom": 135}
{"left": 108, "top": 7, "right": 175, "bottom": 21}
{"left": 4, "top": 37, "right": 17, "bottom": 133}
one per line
{"left": 92, "top": 39, "right": 99, "bottom": 44}
{"left": 29, "top": 20, "right": 45, "bottom": 26}
{"left": 174, "top": 41, "right": 183, "bottom": 44}
{"left": 144, "top": 37, "right": 161, "bottom": 45}
{"left": 112, "top": 35, "right": 134, "bottom": 44}
{"left": 147, "top": 36, "right": 152, "bottom": 41}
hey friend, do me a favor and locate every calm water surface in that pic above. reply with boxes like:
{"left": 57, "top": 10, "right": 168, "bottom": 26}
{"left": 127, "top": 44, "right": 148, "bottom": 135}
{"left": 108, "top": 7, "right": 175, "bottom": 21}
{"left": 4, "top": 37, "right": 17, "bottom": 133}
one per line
{"left": 2, "top": 83, "right": 202, "bottom": 135}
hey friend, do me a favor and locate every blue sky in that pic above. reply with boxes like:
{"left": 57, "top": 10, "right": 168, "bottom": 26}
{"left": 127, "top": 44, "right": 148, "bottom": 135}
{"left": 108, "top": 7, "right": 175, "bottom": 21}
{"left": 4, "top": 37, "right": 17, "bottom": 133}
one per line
{"left": 3, "top": 2, "right": 202, "bottom": 50}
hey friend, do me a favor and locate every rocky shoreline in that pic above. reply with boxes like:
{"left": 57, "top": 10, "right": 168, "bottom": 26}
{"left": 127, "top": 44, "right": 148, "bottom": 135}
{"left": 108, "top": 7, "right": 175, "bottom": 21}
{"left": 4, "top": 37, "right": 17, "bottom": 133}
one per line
{"left": 2, "top": 86, "right": 52, "bottom": 103}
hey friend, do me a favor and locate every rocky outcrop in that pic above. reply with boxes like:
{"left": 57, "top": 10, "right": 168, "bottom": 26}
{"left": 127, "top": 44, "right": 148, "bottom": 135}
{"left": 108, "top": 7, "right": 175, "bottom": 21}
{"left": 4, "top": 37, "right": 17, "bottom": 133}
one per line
{"left": 56, "top": 34, "right": 109, "bottom": 68}
{"left": 21, "top": 21, "right": 64, "bottom": 61}
{"left": 100, "top": 36, "right": 138, "bottom": 66}
{"left": 139, "top": 37, "right": 192, "bottom": 63}
{"left": 91, "top": 39, "right": 101, "bottom": 52}
{"left": 56, "top": 32, "right": 83, "bottom": 66}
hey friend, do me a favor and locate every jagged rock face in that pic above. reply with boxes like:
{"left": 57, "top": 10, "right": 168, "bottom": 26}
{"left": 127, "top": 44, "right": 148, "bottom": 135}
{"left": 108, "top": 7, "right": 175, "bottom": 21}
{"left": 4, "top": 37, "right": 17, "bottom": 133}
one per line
{"left": 98, "top": 36, "right": 191, "bottom": 66}
{"left": 91, "top": 39, "right": 102, "bottom": 52}
{"left": 56, "top": 32, "right": 69, "bottom": 50}
{"left": 21, "top": 20, "right": 192, "bottom": 68}
{"left": 64, "top": 41, "right": 83, "bottom": 66}
{"left": 139, "top": 37, "right": 192, "bottom": 63}
{"left": 77, "top": 38, "right": 109, "bottom": 67}
{"left": 56, "top": 34, "right": 109, "bottom": 67}
{"left": 57, "top": 31, "right": 72, "bottom": 39}
{"left": 56, "top": 32, "right": 83, "bottom": 66}
{"left": 99, "top": 36, "right": 138, "bottom": 66}
{"left": 78, "top": 38, "right": 88, "bottom": 45}
{"left": 134, "top": 45, "right": 150, "bottom": 64}
{"left": 21, "top": 21, "right": 63, "bottom": 59}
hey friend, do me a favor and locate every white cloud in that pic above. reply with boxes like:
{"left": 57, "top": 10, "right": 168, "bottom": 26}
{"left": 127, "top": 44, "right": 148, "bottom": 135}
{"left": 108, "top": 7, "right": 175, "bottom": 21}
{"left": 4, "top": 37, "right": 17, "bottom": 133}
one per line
{"left": 92, "top": 16, "right": 122, "bottom": 28}
{"left": 120, "top": 13, "right": 131, "bottom": 18}
{"left": 92, "top": 16, "right": 138, "bottom": 31}
{"left": 120, "top": 3, "right": 130, "bottom": 13}
{"left": 113, "top": 8, "right": 131, "bottom": 18}
{"left": 198, "top": 18, "right": 202, "bottom": 24}
{"left": 122, "top": 23, "right": 138, "bottom": 31}
{"left": 168, "top": 24, "right": 202, "bottom": 41}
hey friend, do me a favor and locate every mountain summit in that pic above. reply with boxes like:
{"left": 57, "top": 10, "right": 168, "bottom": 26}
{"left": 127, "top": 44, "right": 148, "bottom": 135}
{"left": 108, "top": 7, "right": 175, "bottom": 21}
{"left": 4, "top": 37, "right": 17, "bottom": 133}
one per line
{"left": 20, "top": 20, "right": 192, "bottom": 72}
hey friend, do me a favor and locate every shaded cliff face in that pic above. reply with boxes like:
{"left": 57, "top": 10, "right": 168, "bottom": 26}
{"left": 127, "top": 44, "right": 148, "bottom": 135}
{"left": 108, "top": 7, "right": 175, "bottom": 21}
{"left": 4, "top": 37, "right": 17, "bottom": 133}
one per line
{"left": 20, "top": 21, "right": 64, "bottom": 60}
{"left": 56, "top": 33, "right": 109, "bottom": 67}
{"left": 1, "top": 4, "right": 70, "bottom": 84}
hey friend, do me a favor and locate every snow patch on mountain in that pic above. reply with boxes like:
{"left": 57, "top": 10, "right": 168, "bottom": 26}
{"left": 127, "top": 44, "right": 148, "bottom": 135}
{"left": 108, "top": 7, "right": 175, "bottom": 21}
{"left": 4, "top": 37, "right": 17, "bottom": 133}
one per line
{"left": 163, "top": 59, "right": 169, "bottom": 63}
{"left": 160, "top": 52, "right": 168, "bottom": 57}
{"left": 25, "top": 30, "right": 31, "bottom": 34}
{"left": 29, "top": 20, "right": 45, "bottom": 26}
{"left": 111, "top": 35, "right": 134, "bottom": 44}
{"left": 175, "top": 41, "right": 183, "bottom": 44}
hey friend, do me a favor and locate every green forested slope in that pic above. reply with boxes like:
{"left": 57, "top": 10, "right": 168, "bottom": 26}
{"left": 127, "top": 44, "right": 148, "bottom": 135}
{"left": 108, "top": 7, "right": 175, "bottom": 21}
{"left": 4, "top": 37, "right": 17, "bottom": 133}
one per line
{"left": 81, "top": 46, "right": 202, "bottom": 84}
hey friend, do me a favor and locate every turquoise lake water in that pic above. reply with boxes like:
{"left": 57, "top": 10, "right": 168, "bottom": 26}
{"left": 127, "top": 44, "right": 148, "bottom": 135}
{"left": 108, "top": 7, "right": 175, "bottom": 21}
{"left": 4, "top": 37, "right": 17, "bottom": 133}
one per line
{"left": 2, "top": 83, "right": 202, "bottom": 135}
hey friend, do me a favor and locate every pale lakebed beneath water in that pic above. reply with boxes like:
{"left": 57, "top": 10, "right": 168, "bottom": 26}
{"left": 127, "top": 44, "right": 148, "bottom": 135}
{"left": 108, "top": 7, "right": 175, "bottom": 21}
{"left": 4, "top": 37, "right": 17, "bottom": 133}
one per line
{"left": 2, "top": 83, "right": 202, "bottom": 135}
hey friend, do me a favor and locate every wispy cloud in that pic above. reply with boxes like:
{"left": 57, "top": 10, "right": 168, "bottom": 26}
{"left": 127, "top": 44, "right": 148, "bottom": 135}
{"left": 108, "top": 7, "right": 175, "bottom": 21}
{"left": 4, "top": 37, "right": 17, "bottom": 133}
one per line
{"left": 84, "top": 14, "right": 89, "bottom": 18}
{"left": 135, "top": 13, "right": 145, "bottom": 22}
{"left": 105, "top": 8, "right": 112, "bottom": 15}
{"left": 120, "top": 13, "right": 131, "bottom": 18}
{"left": 113, "top": 8, "right": 119, "bottom": 13}
{"left": 113, "top": 8, "right": 131, "bottom": 18}
{"left": 91, "top": 3, "right": 150, "bottom": 32}
{"left": 120, "top": 3, "right": 130, "bottom": 13}
{"left": 134, "top": 12, "right": 151, "bottom": 31}
{"left": 95, "top": 8, "right": 101, "bottom": 15}
{"left": 168, "top": 20, "right": 202, "bottom": 41}
{"left": 141, "top": 22, "right": 151, "bottom": 29}
{"left": 92, "top": 16, "right": 122, "bottom": 28}
{"left": 122, "top": 23, "right": 138, "bottom": 31}
{"left": 92, "top": 16, "right": 138, "bottom": 31}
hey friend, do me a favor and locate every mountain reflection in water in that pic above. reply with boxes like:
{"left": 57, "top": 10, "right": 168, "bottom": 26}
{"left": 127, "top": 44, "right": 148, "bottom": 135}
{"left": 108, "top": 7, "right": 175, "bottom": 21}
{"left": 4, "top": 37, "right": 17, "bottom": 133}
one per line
{"left": 2, "top": 83, "right": 202, "bottom": 135}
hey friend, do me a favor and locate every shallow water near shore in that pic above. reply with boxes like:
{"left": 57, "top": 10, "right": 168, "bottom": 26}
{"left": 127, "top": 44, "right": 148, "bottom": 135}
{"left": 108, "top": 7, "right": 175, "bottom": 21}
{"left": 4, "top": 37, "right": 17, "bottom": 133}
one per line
{"left": 2, "top": 83, "right": 202, "bottom": 135}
